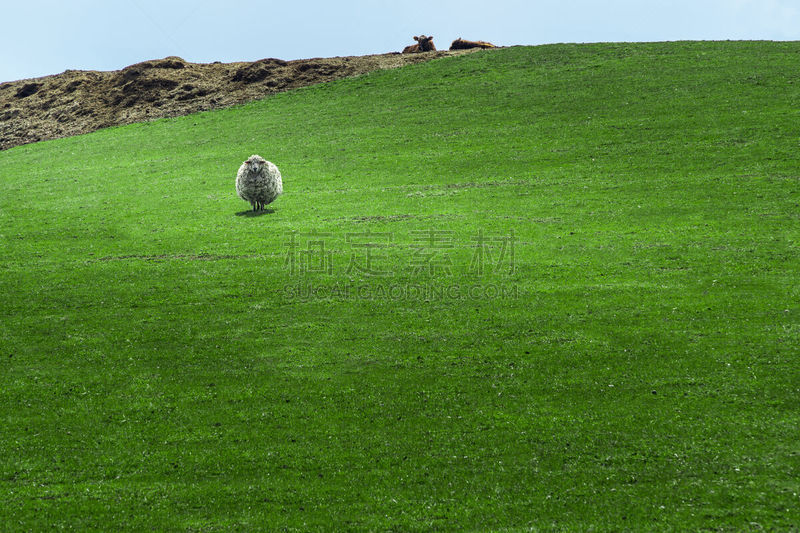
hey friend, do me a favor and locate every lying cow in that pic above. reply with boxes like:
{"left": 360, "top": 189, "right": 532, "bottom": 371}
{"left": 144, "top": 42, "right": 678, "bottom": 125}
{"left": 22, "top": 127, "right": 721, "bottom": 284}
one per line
{"left": 403, "top": 35, "right": 437, "bottom": 53}
{"left": 450, "top": 38, "right": 497, "bottom": 50}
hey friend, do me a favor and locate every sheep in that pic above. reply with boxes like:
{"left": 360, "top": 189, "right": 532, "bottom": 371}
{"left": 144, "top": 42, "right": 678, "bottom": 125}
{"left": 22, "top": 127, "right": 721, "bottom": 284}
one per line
{"left": 235, "top": 155, "right": 283, "bottom": 211}
{"left": 402, "top": 35, "right": 436, "bottom": 54}
{"left": 450, "top": 38, "right": 497, "bottom": 50}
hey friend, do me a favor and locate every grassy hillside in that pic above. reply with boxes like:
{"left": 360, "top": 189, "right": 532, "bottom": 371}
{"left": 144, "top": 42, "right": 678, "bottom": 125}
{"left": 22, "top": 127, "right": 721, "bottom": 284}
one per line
{"left": 1, "top": 41, "right": 798, "bottom": 530}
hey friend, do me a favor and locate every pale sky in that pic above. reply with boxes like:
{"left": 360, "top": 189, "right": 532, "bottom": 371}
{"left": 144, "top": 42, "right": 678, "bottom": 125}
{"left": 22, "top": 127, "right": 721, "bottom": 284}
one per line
{"left": 2, "top": 0, "right": 799, "bottom": 82}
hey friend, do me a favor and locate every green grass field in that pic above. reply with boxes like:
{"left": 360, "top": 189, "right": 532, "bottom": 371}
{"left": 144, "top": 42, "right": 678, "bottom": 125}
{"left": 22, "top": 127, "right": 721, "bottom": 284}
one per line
{"left": 1, "top": 41, "right": 798, "bottom": 530}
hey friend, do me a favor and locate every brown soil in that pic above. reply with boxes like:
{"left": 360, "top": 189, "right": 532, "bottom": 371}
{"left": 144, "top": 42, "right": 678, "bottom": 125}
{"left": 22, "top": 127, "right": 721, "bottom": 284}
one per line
{"left": 0, "top": 50, "right": 471, "bottom": 151}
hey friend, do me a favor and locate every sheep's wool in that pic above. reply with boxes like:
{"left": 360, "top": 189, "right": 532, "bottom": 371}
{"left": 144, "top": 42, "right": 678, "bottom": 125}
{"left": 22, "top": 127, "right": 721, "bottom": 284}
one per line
{"left": 236, "top": 155, "right": 283, "bottom": 210}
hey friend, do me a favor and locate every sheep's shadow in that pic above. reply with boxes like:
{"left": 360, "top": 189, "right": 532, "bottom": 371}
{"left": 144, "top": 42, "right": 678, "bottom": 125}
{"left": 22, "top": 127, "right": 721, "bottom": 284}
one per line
{"left": 235, "top": 209, "right": 275, "bottom": 217}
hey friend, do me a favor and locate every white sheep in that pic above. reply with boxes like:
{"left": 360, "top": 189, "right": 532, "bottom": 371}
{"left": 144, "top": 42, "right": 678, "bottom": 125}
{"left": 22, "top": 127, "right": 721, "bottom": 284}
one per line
{"left": 235, "top": 155, "right": 283, "bottom": 211}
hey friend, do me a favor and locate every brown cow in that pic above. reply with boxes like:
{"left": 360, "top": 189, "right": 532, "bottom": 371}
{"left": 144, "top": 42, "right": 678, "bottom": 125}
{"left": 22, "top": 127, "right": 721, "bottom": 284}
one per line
{"left": 450, "top": 38, "right": 496, "bottom": 50}
{"left": 402, "top": 35, "right": 436, "bottom": 53}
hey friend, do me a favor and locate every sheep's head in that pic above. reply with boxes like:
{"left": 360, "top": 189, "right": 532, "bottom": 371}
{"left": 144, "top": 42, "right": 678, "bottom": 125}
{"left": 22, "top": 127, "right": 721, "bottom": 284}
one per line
{"left": 414, "top": 35, "right": 435, "bottom": 51}
{"left": 246, "top": 155, "right": 267, "bottom": 173}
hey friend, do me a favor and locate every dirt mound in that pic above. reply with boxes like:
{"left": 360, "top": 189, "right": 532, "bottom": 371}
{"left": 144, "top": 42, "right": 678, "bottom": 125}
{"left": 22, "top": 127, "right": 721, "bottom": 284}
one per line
{"left": 0, "top": 50, "right": 473, "bottom": 151}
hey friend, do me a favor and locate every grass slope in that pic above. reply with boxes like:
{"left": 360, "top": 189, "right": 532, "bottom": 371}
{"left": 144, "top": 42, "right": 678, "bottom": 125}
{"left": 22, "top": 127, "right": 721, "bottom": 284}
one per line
{"left": 1, "top": 42, "right": 799, "bottom": 530}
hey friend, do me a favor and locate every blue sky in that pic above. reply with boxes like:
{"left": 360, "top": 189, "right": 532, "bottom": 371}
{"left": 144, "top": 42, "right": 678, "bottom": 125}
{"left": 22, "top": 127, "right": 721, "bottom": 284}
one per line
{"left": 2, "top": 0, "right": 799, "bottom": 82}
